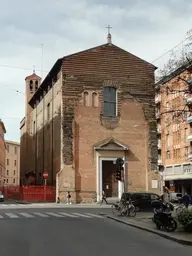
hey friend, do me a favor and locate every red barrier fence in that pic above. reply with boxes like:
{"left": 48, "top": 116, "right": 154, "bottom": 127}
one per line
{"left": 0, "top": 186, "right": 56, "bottom": 202}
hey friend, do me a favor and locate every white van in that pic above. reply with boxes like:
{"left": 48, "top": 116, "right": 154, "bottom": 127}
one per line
{"left": 169, "top": 192, "right": 182, "bottom": 203}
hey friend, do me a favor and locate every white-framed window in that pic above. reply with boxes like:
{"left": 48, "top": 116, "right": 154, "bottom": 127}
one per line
{"left": 103, "top": 87, "right": 117, "bottom": 117}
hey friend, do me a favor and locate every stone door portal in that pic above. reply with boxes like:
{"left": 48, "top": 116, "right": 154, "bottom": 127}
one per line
{"left": 102, "top": 160, "right": 118, "bottom": 197}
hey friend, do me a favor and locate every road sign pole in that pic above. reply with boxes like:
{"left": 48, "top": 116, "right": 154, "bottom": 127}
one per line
{"left": 44, "top": 178, "right": 47, "bottom": 202}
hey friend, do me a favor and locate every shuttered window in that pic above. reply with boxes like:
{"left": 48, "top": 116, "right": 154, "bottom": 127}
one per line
{"left": 103, "top": 87, "right": 117, "bottom": 117}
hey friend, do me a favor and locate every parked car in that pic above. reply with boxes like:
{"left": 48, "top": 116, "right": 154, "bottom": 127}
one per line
{"left": 0, "top": 191, "right": 4, "bottom": 202}
{"left": 121, "top": 192, "right": 160, "bottom": 211}
{"left": 169, "top": 192, "right": 182, "bottom": 203}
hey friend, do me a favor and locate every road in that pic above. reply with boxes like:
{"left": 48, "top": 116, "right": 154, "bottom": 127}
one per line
{"left": 0, "top": 207, "right": 191, "bottom": 256}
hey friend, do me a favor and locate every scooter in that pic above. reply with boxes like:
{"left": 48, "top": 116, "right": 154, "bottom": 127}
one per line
{"left": 151, "top": 200, "right": 177, "bottom": 232}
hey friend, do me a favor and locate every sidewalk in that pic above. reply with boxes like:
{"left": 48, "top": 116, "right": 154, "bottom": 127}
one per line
{"left": 14, "top": 201, "right": 112, "bottom": 208}
{"left": 107, "top": 212, "right": 192, "bottom": 245}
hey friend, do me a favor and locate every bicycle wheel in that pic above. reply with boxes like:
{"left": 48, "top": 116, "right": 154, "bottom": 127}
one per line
{"left": 120, "top": 206, "right": 128, "bottom": 216}
{"left": 111, "top": 203, "right": 121, "bottom": 215}
{"left": 176, "top": 206, "right": 184, "bottom": 215}
{"left": 128, "top": 206, "right": 136, "bottom": 217}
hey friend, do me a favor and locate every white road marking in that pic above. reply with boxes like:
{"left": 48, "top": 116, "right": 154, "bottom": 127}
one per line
{"left": 5, "top": 213, "right": 19, "bottom": 218}
{"left": 72, "top": 213, "right": 92, "bottom": 218}
{"left": 84, "top": 213, "right": 104, "bottom": 218}
{"left": 45, "top": 212, "right": 65, "bottom": 217}
{"left": 33, "top": 213, "right": 50, "bottom": 218}
{"left": 0, "top": 215, "right": 4, "bottom": 218}
{"left": 19, "top": 213, "right": 34, "bottom": 218}
{"left": 58, "top": 212, "right": 79, "bottom": 218}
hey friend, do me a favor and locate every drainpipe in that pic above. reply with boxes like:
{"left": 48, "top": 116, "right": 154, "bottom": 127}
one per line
{"left": 52, "top": 79, "right": 54, "bottom": 186}
{"left": 42, "top": 89, "right": 45, "bottom": 182}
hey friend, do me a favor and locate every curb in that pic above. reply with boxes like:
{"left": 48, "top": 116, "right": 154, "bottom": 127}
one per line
{"left": 14, "top": 200, "right": 32, "bottom": 205}
{"left": 107, "top": 215, "right": 192, "bottom": 246}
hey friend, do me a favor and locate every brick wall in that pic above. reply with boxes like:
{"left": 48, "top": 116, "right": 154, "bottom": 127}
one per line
{"left": 20, "top": 74, "right": 62, "bottom": 186}
{"left": 59, "top": 43, "right": 159, "bottom": 201}
{"left": 0, "top": 121, "right": 6, "bottom": 185}
{"left": 160, "top": 70, "right": 191, "bottom": 166}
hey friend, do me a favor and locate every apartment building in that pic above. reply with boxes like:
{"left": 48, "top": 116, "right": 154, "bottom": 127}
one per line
{"left": 0, "top": 119, "right": 6, "bottom": 185}
{"left": 5, "top": 140, "right": 20, "bottom": 185}
{"left": 156, "top": 64, "right": 192, "bottom": 195}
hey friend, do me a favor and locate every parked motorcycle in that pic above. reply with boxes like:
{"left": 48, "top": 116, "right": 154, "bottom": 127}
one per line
{"left": 151, "top": 200, "right": 177, "bottom": 232}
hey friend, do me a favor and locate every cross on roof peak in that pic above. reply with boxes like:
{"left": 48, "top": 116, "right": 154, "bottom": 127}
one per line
{"left": 106, "top": 25, "right": 112, "bottom": 44}
{"left": 106, "top": 25, "right": 112, "bottom": 34}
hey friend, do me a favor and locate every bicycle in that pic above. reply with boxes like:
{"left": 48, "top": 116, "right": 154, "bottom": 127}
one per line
{"left": 111, "top": 199, "right": 136, "bottom": 217}
{"left": 175, "top": 204, "right": 188, "bottom": 216}
{"left": 111, "top": 200, "right": 124, "bottom": 216}
{"left": 124, "top": 199, "right": 136, "bottom": 217}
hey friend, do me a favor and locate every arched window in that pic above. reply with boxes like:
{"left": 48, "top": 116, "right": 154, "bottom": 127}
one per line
{"left": 92, "top": 92, "right": 98, "bottom": 107}
{"left": 33, "top": 121, "right": 36, "bottom": 134}
{"left": 35, "top": 81, "right": 38, "bottom": 90}
{"left": 29, "top": 80, "right": 33, "bottom": 93}
{"left": 83, "top": 92, "right": 89, "bottom": 106}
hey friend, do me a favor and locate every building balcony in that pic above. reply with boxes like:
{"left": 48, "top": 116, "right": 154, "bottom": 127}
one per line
{"left": 185, "top": 95, "right": 192, "bottom": 106}
{"left": 155, "top": 95, "right": 161, "bottom": 104}
{"left": 157, "top": 127, "right": 162, "bottom": 134}
{"left": 188, "top": 135, "right": 192, "bottom": 142}
{"left": 156, "top": 112, "right": 160, "bottom": 119}
{"left": 164, "top": 164, "right": 192, "bottom": 180}
{"left": 158, "top": 159, "right": 162, "bottom": 165}
{"left": 188, "top": 153, "right": 192, "bottom": 161}
{"left": 187, "top": 116, "right": 192, "bottom": 123}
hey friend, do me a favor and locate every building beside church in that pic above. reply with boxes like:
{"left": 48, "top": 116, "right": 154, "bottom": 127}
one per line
{"left": 5, "top": 140, "right": 20, "bottom": 185}
{"left": 156, "top": 63, "right": 192, "bottom": 195}
{"left": 0, "top": 119, "right": 6, "bottom": 185}
{"left": 20, "top": 33, "right": 160, "bottom": 203}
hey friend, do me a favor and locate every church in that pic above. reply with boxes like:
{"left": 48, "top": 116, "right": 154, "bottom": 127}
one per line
{"left": 20, "top": 32, "right": 161, "bottom": 203}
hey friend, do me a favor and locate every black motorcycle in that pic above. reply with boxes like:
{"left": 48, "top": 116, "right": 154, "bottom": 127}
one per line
{"left": 151, "top": 200, "right": 177, "bottom": 232}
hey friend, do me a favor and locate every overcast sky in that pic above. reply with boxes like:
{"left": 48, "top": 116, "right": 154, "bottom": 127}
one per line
{"left": 0, "top": 0, "right": 191, "bottom": 142}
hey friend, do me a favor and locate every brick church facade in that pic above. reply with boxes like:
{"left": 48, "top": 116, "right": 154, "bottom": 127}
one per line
{"left": 20, "top": 36, "right": 160, "bottom": 203}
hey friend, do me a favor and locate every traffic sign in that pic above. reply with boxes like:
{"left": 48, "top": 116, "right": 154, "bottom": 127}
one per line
{"left": 43, "top": 172, "right": 48, "bottom": 179}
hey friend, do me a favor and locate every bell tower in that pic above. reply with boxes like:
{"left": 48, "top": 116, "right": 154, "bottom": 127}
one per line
{"left": 25, "top": 71, "right": 41, "bottom": 112}
{"left": 24, "top": 70, "right": 42, "bottom": 131}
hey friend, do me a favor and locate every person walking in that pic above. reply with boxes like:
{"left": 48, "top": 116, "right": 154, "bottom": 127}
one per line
{"left": 100, "top": 190, "right": 108, "bottom": 205}
{"left": 182, "top": 193, "right": 190, "bottom": 210}
{"left": 162, "top": 186, "right": 170, "bottom": 203}
{"left": 66, "top": 191, "right": 72, "bottom": 204}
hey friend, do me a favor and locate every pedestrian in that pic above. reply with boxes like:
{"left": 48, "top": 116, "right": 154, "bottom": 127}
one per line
{"left": 66, "top": 191, "right": 72, "bottom": 204}
{"left": 100, "top": 190, "right": 108, "bottom": 205}
{"left": 162, "top": 186, "right": 170, "bottom": 203}
{"left": 182, "top": 193, "right": 190, "bottom": 209}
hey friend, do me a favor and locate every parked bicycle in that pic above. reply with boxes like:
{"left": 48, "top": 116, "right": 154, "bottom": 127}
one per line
{"left": 175, "top": 204, "right": 188, "bottom": 216}
{"left": 111, "top": 199, "right": 136, "bottom": 217}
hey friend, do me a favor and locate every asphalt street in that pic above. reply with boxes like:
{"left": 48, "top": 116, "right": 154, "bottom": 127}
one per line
{"left": 0, "top": 207, "right": 191, "bottom": 256}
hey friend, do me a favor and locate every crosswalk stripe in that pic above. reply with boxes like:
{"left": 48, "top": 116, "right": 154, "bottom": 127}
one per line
{"left": 5, "top": 213, "right": 19, "bottom": 218}
{"left": 45, "top": 212, "right": 65, "bottom": 217}
{"left": 58, "top": 212, "right": 79, "bottom": 218}
{"left": 19, "top": 213, "right": 34, "bottom": 218}
{"left": 0, "top": 211, "right": 105, "bottom": 219}
{"left": 85, "top": 213, "right": 104, "bottom": 218}
{"left": 33, "top": 213, "right": 49, "bottom": 218}
{"left": 72, "top": 213, "right": 92, "bottom": 218}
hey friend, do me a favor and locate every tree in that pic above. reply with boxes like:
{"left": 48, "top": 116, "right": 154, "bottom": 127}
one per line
{"left": 158, "top": 29, "right": 192, "bottom": 79}
{"left": 156, "top": 29, "right": 192, "bottom": 121}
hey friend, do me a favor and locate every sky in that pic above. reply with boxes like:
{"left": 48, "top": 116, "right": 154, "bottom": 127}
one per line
{"left": 0, "top": 0, "right": 192, "bottom": 142}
